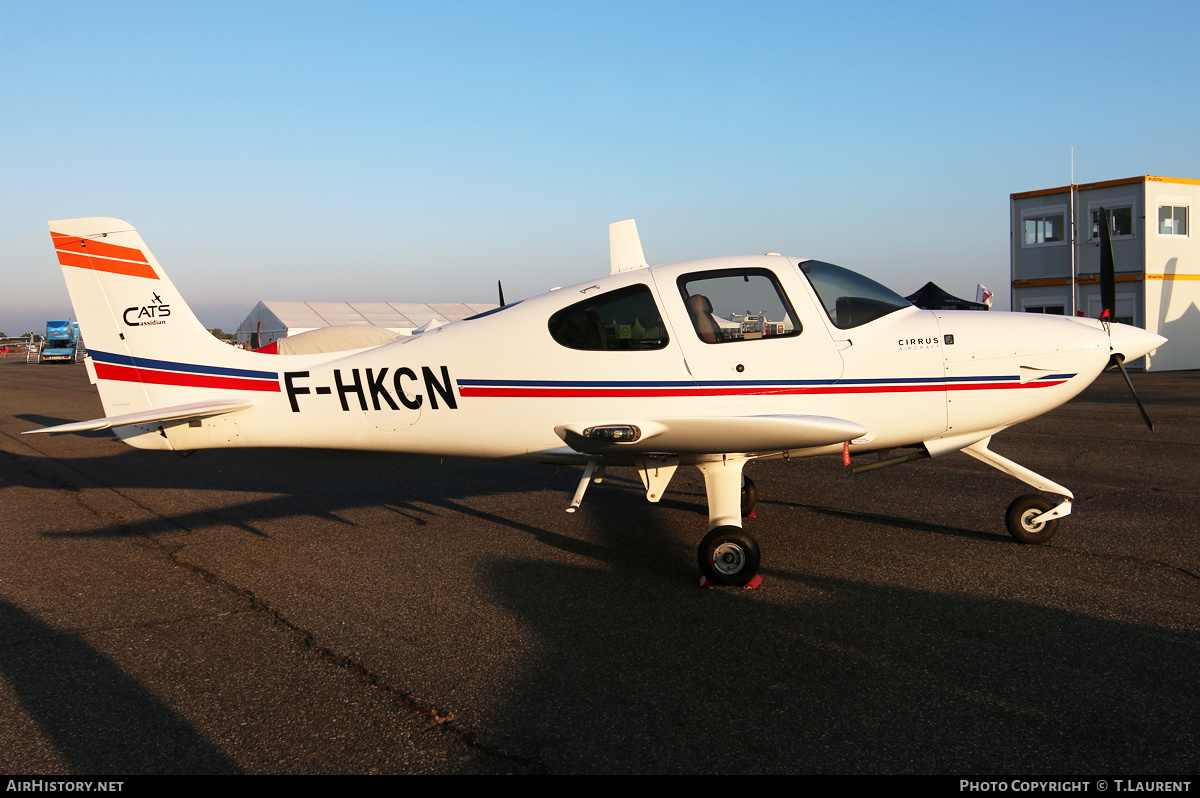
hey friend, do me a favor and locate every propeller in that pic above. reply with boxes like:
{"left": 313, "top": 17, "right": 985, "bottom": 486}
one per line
{"left": 498, "top": 280, "right": 505, "bottom": 307}
{"left": 1107, "top": 352, "right": 1155, "bottom": 432}
{"left": 1096, "top": 206, "right": 1155, "bottom": 432}
{"left": 1098, "top": 206, "right": 1116, "bottom": 319}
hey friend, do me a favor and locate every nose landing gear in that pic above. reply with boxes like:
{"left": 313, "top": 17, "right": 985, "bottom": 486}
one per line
{"left": 962, "top": 437, "right": 1073, "bottom": 545}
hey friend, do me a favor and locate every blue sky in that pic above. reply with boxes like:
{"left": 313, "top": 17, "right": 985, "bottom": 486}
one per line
{"left": 4, "top": 0, "right": 1200, "bottom": 335}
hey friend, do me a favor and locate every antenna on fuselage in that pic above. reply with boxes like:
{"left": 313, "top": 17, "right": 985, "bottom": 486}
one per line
{"left": 609, "top": 219, "right": 648, "bottom": 274}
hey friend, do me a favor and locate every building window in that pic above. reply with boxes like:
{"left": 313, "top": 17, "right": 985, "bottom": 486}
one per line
{"left": 1090, "top": 206, "right": 1133, "bottom": 239}
{"left": 1021, "top": 208, "right": 1067, "bottom": 246}
{"left": 1021, "top": 296, "right": 1067, "bottom": 315}
{"left": 1086, "top": 293, "right": 1135, "bottom": 327}
{"left": 1159, "top": 205, "right": 1189, "bottom": 236}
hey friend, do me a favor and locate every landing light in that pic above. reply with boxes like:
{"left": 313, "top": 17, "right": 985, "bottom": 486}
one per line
{"left": 584, "top": 425, "right": 641, "bottom": 443}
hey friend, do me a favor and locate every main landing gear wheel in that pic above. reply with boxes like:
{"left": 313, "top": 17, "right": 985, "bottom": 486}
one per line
{"left": 741, "top": 476, "right": 757, "bottom": 517}
{"left": 1005, "top": 494, "right": 1059, "bottom": 545}
{"left": 698, "top": 526, "right": 761, "bottom": 586}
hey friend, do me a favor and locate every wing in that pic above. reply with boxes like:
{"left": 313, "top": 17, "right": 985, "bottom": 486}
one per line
{"left": 555, "top": 414, "right": 867, "bottom": 455}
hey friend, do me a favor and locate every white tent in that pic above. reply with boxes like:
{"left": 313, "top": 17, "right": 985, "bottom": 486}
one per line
{"left": 236, "top": 300, "right": 499, "bottom": 348}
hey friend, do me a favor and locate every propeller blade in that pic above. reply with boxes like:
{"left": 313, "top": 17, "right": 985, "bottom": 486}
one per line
{"left": 1109, "top": 353, "right": 1155, "bottom": 432}
{"left": 1098, "top": 206, "right": 1117, "bottom": 319}
{"left": 498, "top": 280, "right": 505, "bottom": 307}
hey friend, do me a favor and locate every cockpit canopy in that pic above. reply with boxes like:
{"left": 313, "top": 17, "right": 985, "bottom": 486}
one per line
{"left": 475, "top": 257, "right": 913, "bottom": 350}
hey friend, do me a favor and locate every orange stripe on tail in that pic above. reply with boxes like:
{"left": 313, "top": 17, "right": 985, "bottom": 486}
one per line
{"left": 51, "top": 232, "right": 158, "bottom": 279}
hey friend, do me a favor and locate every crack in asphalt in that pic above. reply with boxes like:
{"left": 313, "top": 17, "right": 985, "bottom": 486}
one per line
{"left": 155, "top": 544, "right": 545, "bottom": 773}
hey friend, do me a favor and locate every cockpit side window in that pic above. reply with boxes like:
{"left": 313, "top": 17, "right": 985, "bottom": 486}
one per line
{"left": 799, "top": 260, "right": 912, "bottom": 329}
{"left": 677, "top": 268, "right": 801, "bottom": 344}
{"left": 548, "top": 284, "right": 669, "bottom": 351}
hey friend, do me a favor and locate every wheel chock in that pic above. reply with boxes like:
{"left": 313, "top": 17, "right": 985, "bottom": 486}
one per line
{"left": 699, "top": 574, "right": 763, "bottom": 589}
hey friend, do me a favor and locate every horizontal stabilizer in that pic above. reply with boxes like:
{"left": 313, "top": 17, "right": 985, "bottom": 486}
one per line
{"left": 23, "top": 398, "right": 256, "bottom": 435}
{"left": 556, "top": 414, "right": 867, "bottom": 455}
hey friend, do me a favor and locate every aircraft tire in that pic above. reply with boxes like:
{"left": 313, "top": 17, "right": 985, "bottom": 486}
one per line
{"left": 741, "top": 477, "right": 757, "bottom": 517}
{"left": 698, "top": 526, "right": 761, "bottom": 586}
{"left": 1005, "top": 494, "right": 1059, "bottom": 545}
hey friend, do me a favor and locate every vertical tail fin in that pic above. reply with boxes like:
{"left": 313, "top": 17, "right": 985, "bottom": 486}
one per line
{"left": 48, "top": 218, "right": 279, "bottom": 430}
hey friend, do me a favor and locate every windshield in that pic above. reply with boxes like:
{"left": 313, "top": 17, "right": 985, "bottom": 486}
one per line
{"left": 798, "top": 260, "right": 912, "bottom": 329}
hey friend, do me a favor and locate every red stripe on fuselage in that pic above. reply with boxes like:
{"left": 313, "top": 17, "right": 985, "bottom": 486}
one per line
{"left": 94, "top": 362, "right": 281, "bottom": 392}
{"left": 456, "top": 380, "right": 1067, "bottom": 399}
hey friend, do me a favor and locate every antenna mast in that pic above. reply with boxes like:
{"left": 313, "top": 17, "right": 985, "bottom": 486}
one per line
{"left": 1069, "top": 146, "right": 1076, "bottom": 316}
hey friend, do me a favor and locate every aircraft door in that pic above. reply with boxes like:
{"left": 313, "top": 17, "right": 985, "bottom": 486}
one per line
{"left": 651, "top": 259, "right": 844, "bottom": 397}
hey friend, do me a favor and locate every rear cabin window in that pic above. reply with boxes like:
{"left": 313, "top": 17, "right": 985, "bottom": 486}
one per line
{"left": 548, "top": 284, "right": 669, "bottom": 351}
{"left": 677, "top": 268, "right": 801, "bottom": 344}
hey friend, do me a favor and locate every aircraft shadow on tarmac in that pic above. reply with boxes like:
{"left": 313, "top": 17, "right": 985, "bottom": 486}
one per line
{"left": 475, "top": 558, "right": 1200, "bottom": 773}
{"left": 7, "top": 438, "right": 1001, "bottom": 557}
{"left": 0, "top": 599, "right": 240, "bottom": 774}
{"left": 6, "top": 439, "right": 575, "bottom": 536}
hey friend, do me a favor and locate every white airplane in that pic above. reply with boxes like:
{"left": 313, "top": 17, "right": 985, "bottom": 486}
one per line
{"left": 29, "top": 217, "right": 1165, "bottom": 587}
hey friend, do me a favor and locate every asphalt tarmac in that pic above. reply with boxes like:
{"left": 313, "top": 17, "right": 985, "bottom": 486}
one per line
{"left": 1, "top": 359, "right": 1197, "bottom": 774}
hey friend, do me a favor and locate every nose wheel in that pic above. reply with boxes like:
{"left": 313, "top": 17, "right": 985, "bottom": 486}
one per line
{"left": 1005, "top": 494, "right": 1060, "bottom": 544}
